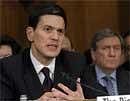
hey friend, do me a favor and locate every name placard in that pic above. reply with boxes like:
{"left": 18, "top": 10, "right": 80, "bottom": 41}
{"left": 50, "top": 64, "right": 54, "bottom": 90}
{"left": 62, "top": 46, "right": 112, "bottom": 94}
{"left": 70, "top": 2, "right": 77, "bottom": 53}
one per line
{"left": 97, "top": 95, "right": 130, "bottom": 101}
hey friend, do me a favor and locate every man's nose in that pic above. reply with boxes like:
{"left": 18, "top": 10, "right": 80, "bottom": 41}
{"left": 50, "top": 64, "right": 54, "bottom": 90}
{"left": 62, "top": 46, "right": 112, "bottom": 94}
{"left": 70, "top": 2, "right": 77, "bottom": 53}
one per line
{"left": 109, "top": 48, "right": 116, "bottom": 57}
{"left": 52, "top": 30, "right": 59, "bottom": 40}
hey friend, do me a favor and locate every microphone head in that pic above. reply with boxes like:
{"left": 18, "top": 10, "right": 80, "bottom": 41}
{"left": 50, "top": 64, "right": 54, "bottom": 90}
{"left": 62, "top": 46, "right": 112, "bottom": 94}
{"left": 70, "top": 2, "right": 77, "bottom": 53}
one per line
{"left": 60, "top": 72, "right": 77, "bottom": 91}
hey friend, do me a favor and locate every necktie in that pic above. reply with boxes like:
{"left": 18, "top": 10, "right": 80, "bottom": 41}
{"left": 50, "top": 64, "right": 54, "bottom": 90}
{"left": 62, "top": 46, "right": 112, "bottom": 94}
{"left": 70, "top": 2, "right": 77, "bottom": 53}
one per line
{"left": 103, "top": 76, "right": 115, "bottom": 96}
{"left": 41, "top": 67, "right": 53, "bottom": 92}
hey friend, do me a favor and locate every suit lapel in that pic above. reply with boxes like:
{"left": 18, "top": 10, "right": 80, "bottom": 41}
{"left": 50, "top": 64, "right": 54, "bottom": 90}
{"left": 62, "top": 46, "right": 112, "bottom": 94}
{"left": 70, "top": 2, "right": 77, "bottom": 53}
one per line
{"left": 22, "top": 49, "right": 43, "bottom": 99}
{"left": 53, "top": 56, "right": 64, "bottom": 87}
{"left": 88, "top": 65, "right": 108, "bottom": 95}
{"left": 82, "top": 64, "right": 108, "bottom": 98}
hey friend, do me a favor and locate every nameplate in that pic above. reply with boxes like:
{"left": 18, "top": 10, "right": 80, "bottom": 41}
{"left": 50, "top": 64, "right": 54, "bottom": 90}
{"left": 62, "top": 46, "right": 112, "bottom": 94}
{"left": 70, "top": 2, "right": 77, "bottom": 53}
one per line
{"left": 97, "top": 95, "right": 130, "bottom": 101}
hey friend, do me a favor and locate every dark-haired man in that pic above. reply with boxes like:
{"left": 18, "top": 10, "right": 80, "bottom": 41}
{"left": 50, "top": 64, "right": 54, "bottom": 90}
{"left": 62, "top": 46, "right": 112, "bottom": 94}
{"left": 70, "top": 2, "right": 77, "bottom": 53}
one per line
{"left": 81, "top": 28, "right": 130, "bottom": 98}
{"left": 0, "top": 3, "right": 86, "bottom": 101}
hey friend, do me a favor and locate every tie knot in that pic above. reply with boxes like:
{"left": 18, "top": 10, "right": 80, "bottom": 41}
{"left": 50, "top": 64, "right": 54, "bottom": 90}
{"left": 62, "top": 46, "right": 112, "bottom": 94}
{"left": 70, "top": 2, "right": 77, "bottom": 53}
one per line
{"left": 103, "top": 76, "right": 112, "bottom": 81}
{"left": 41, "top": 67, "right": 50, "bottom": 77}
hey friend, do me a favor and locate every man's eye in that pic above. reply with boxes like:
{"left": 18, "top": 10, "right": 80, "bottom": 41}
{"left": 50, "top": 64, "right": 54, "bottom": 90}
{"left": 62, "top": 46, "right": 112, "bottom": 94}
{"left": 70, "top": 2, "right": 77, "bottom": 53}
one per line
{"left": 115, "top": 47, "right": 121, "bottom": 50}
{"left": 57, "top": 29, "right": 65, "bottom": 34}
{"left": 102, "top": 47, "right": 107, "bottom": 50}
{"left": 43, "top": 27, "right": 52, "bottom": 32}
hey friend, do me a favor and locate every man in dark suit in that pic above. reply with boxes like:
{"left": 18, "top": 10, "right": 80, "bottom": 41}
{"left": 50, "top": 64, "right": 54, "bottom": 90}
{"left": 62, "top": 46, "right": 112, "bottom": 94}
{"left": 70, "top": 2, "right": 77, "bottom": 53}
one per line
{"left": 81, "top": 28, "right": 130, "bottom": 99}
{"left": 0, "top": 3, "right": 86, "bottom": 101}
{"left": 81, "top": 64, "right": 130, "bottom": 99}
{"left": 51, "top": 28, "right": 130, "bottom": 100}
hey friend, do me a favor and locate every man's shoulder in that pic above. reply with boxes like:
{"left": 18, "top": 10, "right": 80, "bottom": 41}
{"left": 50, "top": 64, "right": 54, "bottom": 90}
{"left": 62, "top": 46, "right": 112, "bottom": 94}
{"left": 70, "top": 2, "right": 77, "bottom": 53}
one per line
{"left": 0, "top": 55, "right": 23, "bottom": 78}
{"left": 56, "top": 50, "right": 87, "bottom": 72}
{"left": 82, "top": 64, "right": 96, "bottom": 77}
{"left": 58, "top": 50, "right": 86, "bottom": 60}
{"left": 119, "top": 60, "right": 130, "bottom": 71}
{"left": 117, "top": 67, "right": 130, "bottom": 76}
{"left": 0, "top": 53, "right": 21, "bottom": 64}
{"left": 58, "top": 50, "right": 86, "bottom": 67}
{"left": 0, "top": 48, "right": 29, "bottom": 69}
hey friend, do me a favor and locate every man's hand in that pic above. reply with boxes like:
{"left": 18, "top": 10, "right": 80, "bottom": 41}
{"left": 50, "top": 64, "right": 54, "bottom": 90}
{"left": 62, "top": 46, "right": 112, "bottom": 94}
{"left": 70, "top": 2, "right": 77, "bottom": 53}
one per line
{"left": 52, "top": 78, "right": 85, "bottom": 101}
{"left": 38, "top": 92, "right": 54, "bottom": 101}
{"left": 38, "top": 91, "right": 67, "bottom": 101}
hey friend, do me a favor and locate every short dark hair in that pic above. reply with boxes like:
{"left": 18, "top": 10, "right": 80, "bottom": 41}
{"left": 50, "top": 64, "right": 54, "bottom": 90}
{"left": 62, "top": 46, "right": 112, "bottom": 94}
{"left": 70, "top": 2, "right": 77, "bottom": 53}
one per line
{"left": 0, "top": 35, "right": 21, "bottom": 55}
{"left": 120, "top": 30, "right": 130, "bottom": 57}
{"left": 121, "top": 30, "right": 130, "bottom": 39}
{"left": 91, "top": 28, "right": 124, "bottom": 51}
{"left": 28, "top": 3, "right": 67, "bottom": 30}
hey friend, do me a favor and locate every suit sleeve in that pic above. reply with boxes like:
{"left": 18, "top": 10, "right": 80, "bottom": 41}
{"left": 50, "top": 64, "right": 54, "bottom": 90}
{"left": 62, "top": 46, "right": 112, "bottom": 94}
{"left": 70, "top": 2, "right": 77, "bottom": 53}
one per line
{"left": 0, "top": 60, "right": 18, "bottom": 100}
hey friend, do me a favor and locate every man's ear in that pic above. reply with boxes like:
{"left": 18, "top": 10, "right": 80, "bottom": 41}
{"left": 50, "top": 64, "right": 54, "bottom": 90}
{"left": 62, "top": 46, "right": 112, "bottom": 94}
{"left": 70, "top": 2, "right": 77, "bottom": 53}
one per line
{"left": 91, "top": 48, "right": 96, "bottom": 62}
{"left": 26, "top": 27, "right": 34, "bottom": 42}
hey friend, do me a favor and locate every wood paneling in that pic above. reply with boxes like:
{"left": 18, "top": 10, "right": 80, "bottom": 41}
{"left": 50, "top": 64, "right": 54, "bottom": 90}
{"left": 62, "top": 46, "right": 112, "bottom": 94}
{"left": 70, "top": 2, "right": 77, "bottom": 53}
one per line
{"left": 0, "top": 0, "right": 129, "bottom": 52}
{"left": 0, "top": 0, "right": 28, "bottom": 46}
{"left": 57, "top": 0, "right": 130, "bottom": 52}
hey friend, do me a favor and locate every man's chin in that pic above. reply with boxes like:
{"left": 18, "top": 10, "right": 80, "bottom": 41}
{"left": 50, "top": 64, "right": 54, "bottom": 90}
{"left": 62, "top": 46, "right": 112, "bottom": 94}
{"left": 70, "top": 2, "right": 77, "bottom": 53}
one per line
{"left": 47, "top": 52, "right": 60, "bottom": 58}
{"left": 106, "top": 65, "right": 118, "bottom": 70}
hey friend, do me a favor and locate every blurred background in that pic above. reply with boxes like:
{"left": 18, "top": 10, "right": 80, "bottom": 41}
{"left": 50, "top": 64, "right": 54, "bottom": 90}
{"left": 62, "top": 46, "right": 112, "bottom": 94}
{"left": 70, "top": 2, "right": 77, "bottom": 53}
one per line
{"left": 0, "top": 0, "right": 130, "bottom": 53}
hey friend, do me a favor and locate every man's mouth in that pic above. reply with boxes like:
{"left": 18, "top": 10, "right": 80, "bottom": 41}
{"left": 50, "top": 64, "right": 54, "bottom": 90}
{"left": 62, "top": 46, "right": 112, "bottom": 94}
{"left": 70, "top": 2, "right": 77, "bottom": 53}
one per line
{"left": 47, "top": 44, "right": 58, "bottom": 50}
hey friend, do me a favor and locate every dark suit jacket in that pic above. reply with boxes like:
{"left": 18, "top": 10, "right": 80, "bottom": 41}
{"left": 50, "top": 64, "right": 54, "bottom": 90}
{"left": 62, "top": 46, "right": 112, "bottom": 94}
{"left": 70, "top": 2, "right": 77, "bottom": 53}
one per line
{"left": 119, "top": 60, "right": 130, "bottom": 71}
{"left": 81, "top": 64, "right": 130, "bottom": 99}
{"left": 0, "top": 48, "right": 86, "bottom": 100}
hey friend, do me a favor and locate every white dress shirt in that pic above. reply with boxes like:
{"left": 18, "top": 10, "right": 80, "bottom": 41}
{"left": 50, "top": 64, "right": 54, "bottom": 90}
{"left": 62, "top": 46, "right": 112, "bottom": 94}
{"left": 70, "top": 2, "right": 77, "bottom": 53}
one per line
{"left": 30, "top": 50, "right": 55, "bottom": 84}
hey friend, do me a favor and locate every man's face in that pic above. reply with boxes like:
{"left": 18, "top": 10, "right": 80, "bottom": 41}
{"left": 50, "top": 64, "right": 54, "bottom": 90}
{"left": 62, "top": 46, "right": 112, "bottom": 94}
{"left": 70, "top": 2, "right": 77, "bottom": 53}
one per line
{"left": 92, "top": 36, "right": 122, "bottom": 72}
{"left": 0, "top": 45, "right": 12, "bottom": 59}
{"left": 125, "top": 35, "right": 130, "bottom": 58}
{"left": 26, "top": 15, "right": 65, "bottom": 60}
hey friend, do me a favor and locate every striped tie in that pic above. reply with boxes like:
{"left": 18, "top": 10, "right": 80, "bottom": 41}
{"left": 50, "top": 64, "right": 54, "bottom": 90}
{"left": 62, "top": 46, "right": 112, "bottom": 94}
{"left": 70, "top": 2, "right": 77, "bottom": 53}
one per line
{"left": 41, "top": 67, "right": 53, "bottom": 92}
{"left": 103, "top": 76, "right": 115, "bottom": 96}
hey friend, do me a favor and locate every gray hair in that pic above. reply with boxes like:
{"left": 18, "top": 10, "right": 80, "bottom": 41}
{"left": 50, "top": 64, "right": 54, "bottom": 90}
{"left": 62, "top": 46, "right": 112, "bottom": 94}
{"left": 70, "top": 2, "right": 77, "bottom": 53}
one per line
{"left": 91, "top": 28, "right": 124, "bottom": 51}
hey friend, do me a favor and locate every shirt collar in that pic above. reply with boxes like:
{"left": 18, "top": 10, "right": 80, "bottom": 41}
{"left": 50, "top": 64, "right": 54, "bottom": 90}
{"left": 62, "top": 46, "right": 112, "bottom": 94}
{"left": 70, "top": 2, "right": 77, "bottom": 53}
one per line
{"left": 95, "top": 65, "right": 116, "bottom": 81}
{"left": 30, "top": 49, "right": 55, "bottom": 74}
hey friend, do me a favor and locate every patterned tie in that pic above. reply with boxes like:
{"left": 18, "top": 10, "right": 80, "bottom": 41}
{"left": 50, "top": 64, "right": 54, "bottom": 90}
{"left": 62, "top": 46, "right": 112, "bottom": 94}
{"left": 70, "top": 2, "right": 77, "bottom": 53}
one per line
{"left": 41, "top": 67, "right": 53, "bottom": 92}
{"left": 103, "top": 76, "right": 115, "bottom": 96}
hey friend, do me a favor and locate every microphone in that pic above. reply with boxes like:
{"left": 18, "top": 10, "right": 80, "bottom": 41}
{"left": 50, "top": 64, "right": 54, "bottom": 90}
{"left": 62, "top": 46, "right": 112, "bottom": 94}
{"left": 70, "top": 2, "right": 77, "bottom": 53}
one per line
{"left": 61, "top": 72, "right": 107, "bottom": 95}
